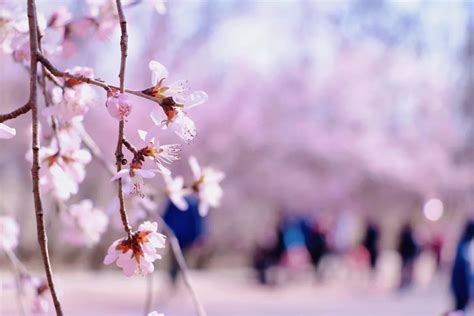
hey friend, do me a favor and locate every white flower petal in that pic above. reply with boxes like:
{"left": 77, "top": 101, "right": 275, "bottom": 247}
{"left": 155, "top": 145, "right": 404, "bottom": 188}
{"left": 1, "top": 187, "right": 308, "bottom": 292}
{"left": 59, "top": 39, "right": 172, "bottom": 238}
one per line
{"left": 0, "top": 123, "right": 16, "bottom": 139}
{"left": 149, "top": 60, "right": 168, "bottom": 86}
{"left": 111, "top": 169, "right": 130, "bottom": 182}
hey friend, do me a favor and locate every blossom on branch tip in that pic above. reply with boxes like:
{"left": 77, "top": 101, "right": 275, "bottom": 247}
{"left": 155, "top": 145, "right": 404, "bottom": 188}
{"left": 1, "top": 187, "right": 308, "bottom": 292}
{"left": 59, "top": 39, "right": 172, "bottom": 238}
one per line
{"left": 106, "top": 90, "right": 133, "bottom": 121}
{"left": 103, "top": 221, "right": 166, "bottom": 277}
{"left": 138, "top": 129, "right": 181, "bottom": 175}
{"left": 189, "top": 156, "right": 225, "bottom": 216}
{"left": 0, "top": 216, "right": 20, "bottom": 250}
{"left": 61, "top": 199, "right": 108, "bottom": 247}
{"left": 0, "top": 123, "right": 16, "bottom": 139}
{"left": 144, "top": 60, "right": 208, "bottom": 143}
{"left": 111, "top": 162, "right": 157, "bottom": 198}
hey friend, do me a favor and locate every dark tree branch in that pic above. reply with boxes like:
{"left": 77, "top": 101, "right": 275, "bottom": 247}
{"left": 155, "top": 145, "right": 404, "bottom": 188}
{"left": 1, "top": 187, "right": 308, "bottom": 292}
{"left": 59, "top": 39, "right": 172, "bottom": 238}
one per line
{"left": 114, "top": 0, "right": 132, "bottom": 238}
{"left": 27, "top": 0, "right": 63, "bottom": 315}
{"left": 123, "top": 137, "right": 138, "bottom": 155}
{"left": 0, "top": 104, "right": 31, "bottom": 123}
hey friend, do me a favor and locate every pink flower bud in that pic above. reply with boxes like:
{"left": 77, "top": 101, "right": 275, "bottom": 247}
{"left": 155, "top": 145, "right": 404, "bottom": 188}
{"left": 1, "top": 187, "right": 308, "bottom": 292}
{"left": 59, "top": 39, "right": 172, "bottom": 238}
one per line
{"left": 106, "top": 92, "right": 132, "bottom": 120}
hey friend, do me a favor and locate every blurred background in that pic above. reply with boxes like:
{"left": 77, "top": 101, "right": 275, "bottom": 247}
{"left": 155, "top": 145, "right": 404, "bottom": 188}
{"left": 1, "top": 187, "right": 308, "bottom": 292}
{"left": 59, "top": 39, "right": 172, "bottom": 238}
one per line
{"left": 2, "top": 0, "right": 474, "bottom": 315}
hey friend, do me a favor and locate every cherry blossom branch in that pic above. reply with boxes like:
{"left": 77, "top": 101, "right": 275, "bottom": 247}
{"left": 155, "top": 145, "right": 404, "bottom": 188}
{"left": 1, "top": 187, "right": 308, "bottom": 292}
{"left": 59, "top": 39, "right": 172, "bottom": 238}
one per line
{"left": 123, "top": 137, "right": 139, "bottom": 155}
{"left": 0, "top": 103, "right": 31, "bottom": 123}
{"left": 114, "top": 0, "right": 133, "bottom": 238}
{"left": 36, "top": 53, "right": 160, "bottom": 104}
{"left": 78, "top": 131, "right": 207, "bottom": 316}
{"left": 27, "top": 0, "right": 63, "bottom": 315}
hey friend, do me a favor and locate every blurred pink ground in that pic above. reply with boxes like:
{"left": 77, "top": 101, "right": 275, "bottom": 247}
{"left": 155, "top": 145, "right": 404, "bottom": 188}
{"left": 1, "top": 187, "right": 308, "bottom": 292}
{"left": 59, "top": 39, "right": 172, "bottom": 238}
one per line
{"left": 1, "top": 269, "right": 451, "bottom": 316}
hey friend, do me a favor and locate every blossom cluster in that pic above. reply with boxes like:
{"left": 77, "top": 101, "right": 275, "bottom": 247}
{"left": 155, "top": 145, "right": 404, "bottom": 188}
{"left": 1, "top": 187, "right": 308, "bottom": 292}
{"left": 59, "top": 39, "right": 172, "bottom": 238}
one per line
{"left": 1, "top": 0, "right": 224, "bottom": 287}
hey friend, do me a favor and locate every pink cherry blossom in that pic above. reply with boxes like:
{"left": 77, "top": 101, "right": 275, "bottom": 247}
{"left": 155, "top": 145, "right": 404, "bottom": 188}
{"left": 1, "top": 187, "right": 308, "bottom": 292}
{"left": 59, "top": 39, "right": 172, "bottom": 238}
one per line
{"left": 106, "top": 90, "right": 133, "bottom": 120}
{"left": 0, "top": 7, "right": 29, "bottom": 54}
{"left": 138, "top": 129, "right": 181, "bottom": 175}
{"left": 103, "top": 221, "right": 166, "bottom": 277}
{"left": 162, "top": 173, "right": 190, "bottom": 211}
{"left": 61, "top": 199, "right": 108, "bottom": 247}
{"left": 42, "top": 67, "right": 96, "bottom": 123}
{"left": 145, "top": 60, "right": 208, "bottom": 143}
{"left": 0, "top": 123, "right": 16, "bottom": 139}
{"left": 31, "top": 141, "right": 92, "bottom": 201}
{"left": 189, "top": 156, "right": 225, "bottom": 216}
{"left": 111, "top": 163, "right": 157, "bottom": 198}
{"left": 148, "top": 60, "right": 208, "bottom": 107}
{"left": 0, "top": 216, "right": 20, "bottom": 250}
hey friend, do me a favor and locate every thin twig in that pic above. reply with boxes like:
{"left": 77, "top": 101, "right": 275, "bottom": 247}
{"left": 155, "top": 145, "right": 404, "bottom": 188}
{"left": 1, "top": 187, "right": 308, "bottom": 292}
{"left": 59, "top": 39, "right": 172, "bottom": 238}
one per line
{"left": 123, "top": 137, "right": 139, "bottom": 154}
{"left": 27, "top": 0, "right": 63, "bottom": 315}
{"left": 0, "top": 103, "right": 31, "bottom": 123}
{"left": 115, "top": 0, "right": 132, "bottom": 238}
{"left": 36, "top": 52, "right": 161, "bottom": 104}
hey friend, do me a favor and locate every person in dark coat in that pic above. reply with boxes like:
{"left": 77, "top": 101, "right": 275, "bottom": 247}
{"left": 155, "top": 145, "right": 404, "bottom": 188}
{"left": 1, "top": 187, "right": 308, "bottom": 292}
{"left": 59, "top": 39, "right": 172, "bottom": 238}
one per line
{"left": 451, "top": 220, "right": 474, "bottom": 312}
{"left": 163, "top": 194, "right": 206, "bottom": 284}
{"left": 362, "top": 220, "right": 380, "bottom": 271}
{"left": 301, "top": 218, "right": 328, "bottom": 275}
{"left": 397, "top": 222, "right": 419, "bottom": 289}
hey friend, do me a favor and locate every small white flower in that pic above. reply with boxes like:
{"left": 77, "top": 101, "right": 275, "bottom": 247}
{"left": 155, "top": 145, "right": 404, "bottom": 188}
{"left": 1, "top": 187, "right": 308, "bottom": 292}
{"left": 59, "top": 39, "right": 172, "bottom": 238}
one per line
{"left": 138, "top": 129, "right": 181, "bottom": 174}
{"left": 189, "top": 156, "right": 225, "bottom": 216}
{"left": 103, "top": 221, "right": 166, "bottom": 277}
{"left": 163, "top": 173, "right": 190, "bottom": 211}
{"left": 111, "top": 166, "right": 157, "bottom": 198}
{"left": 145, "top": 60, "right": 207, "bottom": 143}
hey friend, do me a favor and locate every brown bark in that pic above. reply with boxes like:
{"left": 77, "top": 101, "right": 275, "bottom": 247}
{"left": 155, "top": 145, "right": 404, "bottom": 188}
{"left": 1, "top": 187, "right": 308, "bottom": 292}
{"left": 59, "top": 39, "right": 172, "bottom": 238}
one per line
{"left": 27, "top": 0, "right": 63, "bottom": 315}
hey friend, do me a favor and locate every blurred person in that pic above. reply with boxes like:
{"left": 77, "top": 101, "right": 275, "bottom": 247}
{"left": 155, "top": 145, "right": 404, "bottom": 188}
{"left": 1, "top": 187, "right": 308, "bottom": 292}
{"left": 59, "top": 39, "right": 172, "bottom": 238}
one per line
{"left": 163, "top": 194, "right": 207, "bottom": 285}
{"left": 279, "top": 214, "right": 311, "bottom": 269}
{"left": 450, "top": 220, "right": 474, "bottom": 312}
{"left": 397, "top": 222, "right": 419, "bottom": 289}
{"left": 252, "top": 235, "right": 283, "bottom": 285}
{"left": 362, "top": 220, "right": 380, "bottom": 272}
{"left": 301, "top": 217, "right": 328, "bottom": 277}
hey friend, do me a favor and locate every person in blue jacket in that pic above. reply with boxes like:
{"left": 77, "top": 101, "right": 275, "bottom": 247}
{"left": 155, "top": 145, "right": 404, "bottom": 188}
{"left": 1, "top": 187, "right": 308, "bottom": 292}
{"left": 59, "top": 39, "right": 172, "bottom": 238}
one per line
{"left": 451, "top": 219, "right": 474, "bottom": 312}
{"left": 163, "top": 194, "right": 206, "bottom": 284}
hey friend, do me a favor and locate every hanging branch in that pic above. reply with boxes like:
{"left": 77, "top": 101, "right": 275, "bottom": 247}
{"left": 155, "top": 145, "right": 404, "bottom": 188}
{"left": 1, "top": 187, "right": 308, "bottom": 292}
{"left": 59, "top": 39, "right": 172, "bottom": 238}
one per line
{"left": 79, "top": 131, "right": 207, "bottom": 316}
{"left": 114, "top": 0, "right": 132, "bottom": 237}
{"left": 0, "top": 104, "right": 31, "bottom": 123}
{"left": 26, "top": 0, "right": 63, "bottom": 315}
